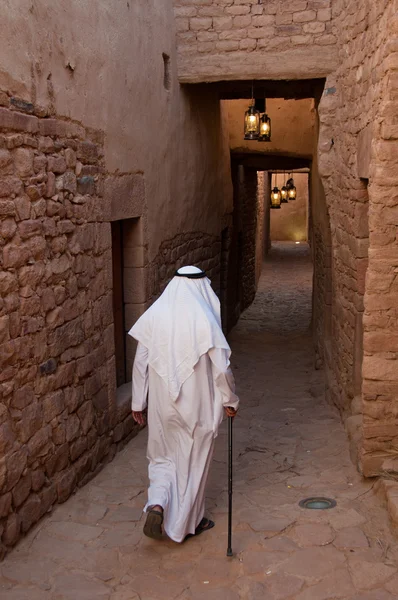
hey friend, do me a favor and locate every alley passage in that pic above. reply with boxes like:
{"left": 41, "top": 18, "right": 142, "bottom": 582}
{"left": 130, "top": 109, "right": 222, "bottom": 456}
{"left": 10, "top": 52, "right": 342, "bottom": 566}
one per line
{"left": 1, "top": 243, "right": 398, "bottom": 600}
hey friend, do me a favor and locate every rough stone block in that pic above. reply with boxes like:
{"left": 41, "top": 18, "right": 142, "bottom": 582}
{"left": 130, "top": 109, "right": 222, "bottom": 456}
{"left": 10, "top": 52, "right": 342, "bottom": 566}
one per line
{"left": 104, "top": 174, "right": 145, "bottom": 221}
{"left": 13, "top": 474, "right": 32, "bottom": 508}
{"left": 0, "top": 108, "right": 38, "bottom": 133}
{"left": 281, "top": 0, "right": 308, "bottom": 12}
{"left": 57, "top": 468, "right": 76, "bottom": 503}
{"left": 39, "top": 119, "right": 67, "bottom": 137}
{"left": 303, "top": 21, "right": 326, "bottom": 33}
{"left": 317, "top": 7, "right": 332, "bottom": 20}
{"left": 14, "top": 147, "right": 34, "bottom": 177}
{"left": 216, "top": 40, "right": 240, "bottom": 51}
{"left": 213, "top": 16, "right": 233, "bottom": 30}
{"left": 47, "top": 155, "right": 66, "bottom": 174}
{"left": 2, "top": 512, "right": 20, "bottom": 546}
{"left": 77, "top": 141, "right": 98, "bottom": 164}
{"left": 225, "top": 5, "right": 250, "bottom": 15}
{"left": 293, "top": 10, "right": 317, "bottom": 22}
{"left": 20, "top": 493, "right": 42, "bottom": 533}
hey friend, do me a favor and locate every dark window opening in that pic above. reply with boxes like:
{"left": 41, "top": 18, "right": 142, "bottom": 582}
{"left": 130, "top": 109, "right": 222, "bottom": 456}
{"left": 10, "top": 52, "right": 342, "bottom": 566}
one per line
{"left": 163, "top": 53, "right": 171, "bottom": 91}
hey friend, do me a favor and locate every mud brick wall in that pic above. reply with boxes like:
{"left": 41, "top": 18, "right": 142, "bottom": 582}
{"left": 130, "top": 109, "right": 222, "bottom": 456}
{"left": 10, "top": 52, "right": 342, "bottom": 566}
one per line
{"left": 0, "top": 105, "right": 139, "bottom": 556}
{"left": 173, "top": 0, "right": 338, "bottom": 82}
{"left": 318, "top": 0, "right": 397, "bottom": 476}
{"left": 361, "top": 2, "right": 398, "bottom": 477}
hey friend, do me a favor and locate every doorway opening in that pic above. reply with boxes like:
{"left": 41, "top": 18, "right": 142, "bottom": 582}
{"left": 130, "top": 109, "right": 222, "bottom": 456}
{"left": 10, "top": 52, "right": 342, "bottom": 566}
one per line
{"left": 111, "top": 217, "right": 146, "bottom": 387}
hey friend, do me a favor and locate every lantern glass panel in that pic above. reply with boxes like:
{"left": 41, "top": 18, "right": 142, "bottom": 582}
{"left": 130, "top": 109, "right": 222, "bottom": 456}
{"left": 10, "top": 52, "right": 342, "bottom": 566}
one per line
{"left": 270, "top": 186, "right": 281, "bottom": 209}
{"left": 258, "top": 113, "right": 271, "bottom": 142}
{"left": 244, "top": 106, "right": 260, "bottom": 140}
{"left": 281, "top": 185, "right": 288, "bottom": 203}
{"left": 288, "top": 186, "right": 297, "bottom": 200}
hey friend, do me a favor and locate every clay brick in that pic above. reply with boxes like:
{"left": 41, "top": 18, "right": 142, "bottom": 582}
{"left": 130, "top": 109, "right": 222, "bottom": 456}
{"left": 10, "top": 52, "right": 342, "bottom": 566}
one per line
{"left": 233, "top": 15, "right": 252, "bottom": 28}
{"left": 316, "top": 34, "right": 337, "bottom": 45}
{"left": 174, "top": 7, "right": 197, "bottom": 17}
{"left": 318, "top": 7, "right": 332, "bottom": 20}
{"left": 281, "top": 0, "right": 308, "bottom": 12}
{"left": 213, "top": 16, "right": 233, "bottom": 30}
{"left": 303, "top": 21, "right": 326, "bottom": 33}
{"left": 292, "top": 34, "right": 312, "bottom": 45}
{"left": 251, "top": 15, "right": 274, "bottom": 26}
{"left": 239, "top": 38, "right": 257, "bottom": 50}
{"left": 276, "top": 13, "right": 293, "bottom": 25}
{"left": 225, "top": 5, "right": 250, "bottom": 16}
{"left": 175, "top": 17, "right": 189, "bottom": 32}
{"left": 216, "top": 40, "right": 240, "bottom": 51}
{"left": 293, "top": 10, "right": 317, "bottom": 22}
{"left": 275, "top": 24, "right": 302, "bottom": 36}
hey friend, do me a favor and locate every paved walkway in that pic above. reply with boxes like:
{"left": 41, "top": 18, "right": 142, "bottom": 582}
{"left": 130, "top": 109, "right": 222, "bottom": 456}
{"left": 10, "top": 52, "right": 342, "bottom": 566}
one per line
{"left": 2, "top": 242, "right": 398, "bottom": 600}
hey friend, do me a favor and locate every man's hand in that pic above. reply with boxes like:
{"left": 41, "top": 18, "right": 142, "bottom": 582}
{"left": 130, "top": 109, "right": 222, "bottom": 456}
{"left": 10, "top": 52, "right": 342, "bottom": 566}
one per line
{"left": 224, "top": 406, "right": 237, "bottom": 418}
{"left": 132, "top": 410, "right": 146, "bottom": 426}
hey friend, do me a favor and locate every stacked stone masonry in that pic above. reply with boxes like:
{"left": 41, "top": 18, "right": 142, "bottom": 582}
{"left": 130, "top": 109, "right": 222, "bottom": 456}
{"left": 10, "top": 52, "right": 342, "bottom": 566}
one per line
{"left": 0, "top": 102, "right": 142, "bottom": 557}
{"left": 174, "top": 0, "right": 335, "bottom": 55}
{"left": 173, "top": 0, "right": 338, "bottom": 81}
{"left": 318, "top": 0, "right": 398, "bottom": 476}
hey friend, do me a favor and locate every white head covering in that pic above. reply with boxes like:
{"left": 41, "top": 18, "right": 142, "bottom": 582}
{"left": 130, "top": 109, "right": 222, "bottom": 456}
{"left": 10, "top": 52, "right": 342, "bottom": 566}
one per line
{"left": 128, "top": 266, "right": 231, "bottom": 401}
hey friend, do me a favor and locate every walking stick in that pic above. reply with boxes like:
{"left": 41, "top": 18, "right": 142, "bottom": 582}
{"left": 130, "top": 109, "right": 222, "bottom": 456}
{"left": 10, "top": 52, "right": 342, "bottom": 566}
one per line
{"left": 227, "top": 415, "right": 233, "bottom": 557}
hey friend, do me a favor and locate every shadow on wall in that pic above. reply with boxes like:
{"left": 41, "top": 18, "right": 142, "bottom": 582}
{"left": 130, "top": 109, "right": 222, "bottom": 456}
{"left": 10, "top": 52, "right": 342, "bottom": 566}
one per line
{"left": 270, "top": 172, "right": 309, "bottom": 242}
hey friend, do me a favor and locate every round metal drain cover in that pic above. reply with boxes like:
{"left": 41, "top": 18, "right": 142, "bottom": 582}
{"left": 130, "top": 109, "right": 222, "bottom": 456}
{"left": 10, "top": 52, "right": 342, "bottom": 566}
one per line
{"left": 299, "top": 497, "right": 337, "bottom": 510}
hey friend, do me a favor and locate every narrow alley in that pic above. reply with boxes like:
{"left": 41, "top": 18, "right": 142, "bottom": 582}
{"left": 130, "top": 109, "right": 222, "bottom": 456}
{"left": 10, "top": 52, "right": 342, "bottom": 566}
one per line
{"left": 1, "top": 243, "right": 397, "bottom": 600}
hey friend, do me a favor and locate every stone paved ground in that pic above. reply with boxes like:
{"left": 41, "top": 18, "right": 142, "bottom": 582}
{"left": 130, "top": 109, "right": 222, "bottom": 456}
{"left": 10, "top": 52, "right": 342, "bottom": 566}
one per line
{"left": 1, "top": 242, "right": 398, "bottom": 600}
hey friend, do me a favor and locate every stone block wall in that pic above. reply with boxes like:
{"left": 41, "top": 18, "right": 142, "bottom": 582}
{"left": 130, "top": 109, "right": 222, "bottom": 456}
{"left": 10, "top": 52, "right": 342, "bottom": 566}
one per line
{"left": 318, "top": 0, "right": 397, "bottom": 475}
{"left": 175, "top": 0, "right": 335, "bottom": 55}
{"left": 361, "top": 2, "right": 398, "bottom": 477}
{"left": 0, "top": 104, "right": 141, "bottom": 556}
{"left": 173, "top": 0, "right": 338, "bottom": 82}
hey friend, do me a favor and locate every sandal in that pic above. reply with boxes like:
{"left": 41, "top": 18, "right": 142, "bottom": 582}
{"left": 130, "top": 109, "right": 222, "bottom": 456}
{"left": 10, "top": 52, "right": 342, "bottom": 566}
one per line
{"left": 143, "top": 509, "right": 163, "bottom": 540}
{"left": 185, "top": 517, "right": 215, "bottom": 540}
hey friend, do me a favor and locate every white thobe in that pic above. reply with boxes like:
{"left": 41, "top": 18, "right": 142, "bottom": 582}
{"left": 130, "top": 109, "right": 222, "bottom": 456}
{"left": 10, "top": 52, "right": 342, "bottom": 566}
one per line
{"left": 132, "top": 342, "right": 239, "bottom": 543}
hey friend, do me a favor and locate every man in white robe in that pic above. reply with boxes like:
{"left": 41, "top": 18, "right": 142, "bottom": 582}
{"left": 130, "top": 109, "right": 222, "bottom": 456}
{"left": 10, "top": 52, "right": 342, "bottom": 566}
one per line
{"left": 129, "top": 265, "right": 239, "bottom": 542}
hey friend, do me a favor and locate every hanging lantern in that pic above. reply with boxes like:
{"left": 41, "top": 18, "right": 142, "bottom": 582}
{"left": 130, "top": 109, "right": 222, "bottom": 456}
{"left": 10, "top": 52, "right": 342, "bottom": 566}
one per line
{"left": 288, "top": 185, "right": 297, "bottom": 200}
{"left": 280, "top": 172, "right": 288, "bottom": 203}
{"left": 244, "top": 105, "right": 260, "bottom": 140}
{"left": 286, "top": 174, "right": 297, "bottom": 200}
{"left": 258, "top": 99, "right": 271, "bottom": 142}
{"left": 270, "top": 186, "right": 281, "bottom": 209}
{"left": 270, "top": 174, "right": 281, "bottom": 209}
{"left": 244, "top": 81, "right": 260, "bottom": 140}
